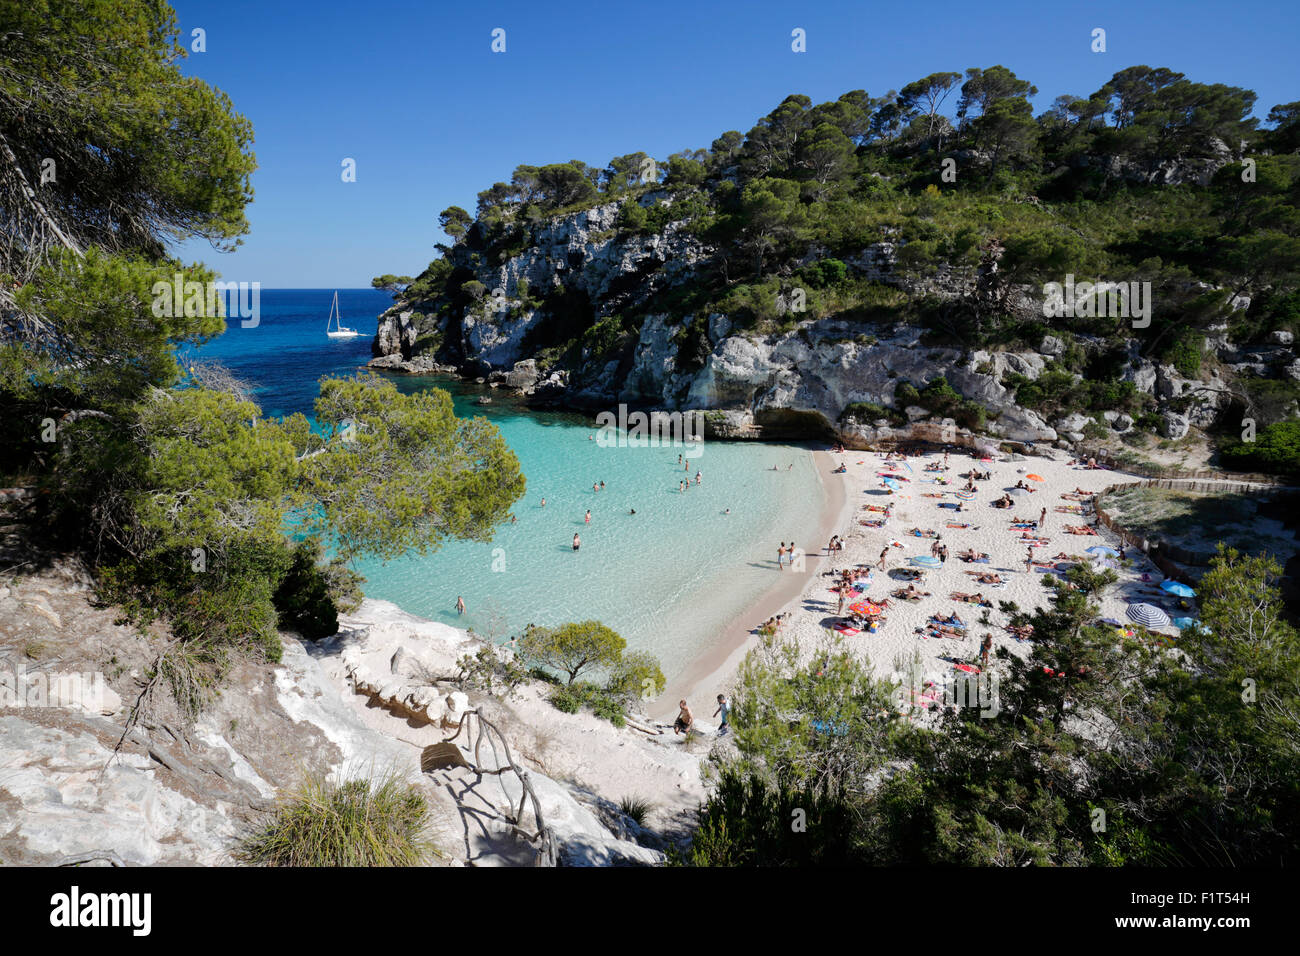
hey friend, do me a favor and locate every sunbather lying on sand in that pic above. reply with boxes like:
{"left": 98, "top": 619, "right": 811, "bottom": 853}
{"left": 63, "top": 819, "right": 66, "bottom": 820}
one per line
{"left": 951, "top": 592, "right": 992, "bottom": 606}
{"left": 993, "top": 494, "right": 1013, "bottom": 508}
{"left": 957, "top": 549, "right": 989, "bottom": 561}
{"left": 910, "top": 528, "right": 940, "bottom": 538}
{"left": 1065, "top": 525, "right": 1099, "bottom": 535}
{"left": 965, "top": 570, "right": 1004, "bottom": 585}
{"left": 925, "top": 625, "right": 966, "bottom": 639}
{"left": 891, "top": 585, "right": 931, "bottom": 601}
{"left": 1005, "top": 623, "right": 1034, "bottom": 640}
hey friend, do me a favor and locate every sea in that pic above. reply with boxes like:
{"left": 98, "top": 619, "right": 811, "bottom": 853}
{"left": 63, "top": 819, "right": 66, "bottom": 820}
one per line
{"left": 183, "top": 289, "right": 825, "bottom": 683}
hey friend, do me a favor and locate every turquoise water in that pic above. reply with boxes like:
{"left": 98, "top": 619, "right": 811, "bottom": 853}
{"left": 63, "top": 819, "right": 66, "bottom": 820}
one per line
{"left": 186, "top": 291, "right": 824, "bottom": 681}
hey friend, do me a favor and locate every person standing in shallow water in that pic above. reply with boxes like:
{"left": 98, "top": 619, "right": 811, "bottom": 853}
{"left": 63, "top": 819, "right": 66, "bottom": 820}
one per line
{"left": 456, "top": 595, "right": 466, "bottom": 616}
{"left": 585, "top": 509, "right": 591, "bottom": 524}
{"left": 777, "top": 542, "right": 786, "bottom": 570}
{"left": 573, "top": 533, "right": 581, "bottom": 551}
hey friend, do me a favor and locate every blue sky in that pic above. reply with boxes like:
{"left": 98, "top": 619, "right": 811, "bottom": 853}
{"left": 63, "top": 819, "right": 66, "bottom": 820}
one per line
{"left": 170, "top": 0, "right": 1300, "bottom": 288}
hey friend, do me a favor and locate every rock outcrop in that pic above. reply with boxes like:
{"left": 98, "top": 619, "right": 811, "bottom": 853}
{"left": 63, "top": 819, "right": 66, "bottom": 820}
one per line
{"left": 0, "top": 570, "right": 695, "bottom": 867}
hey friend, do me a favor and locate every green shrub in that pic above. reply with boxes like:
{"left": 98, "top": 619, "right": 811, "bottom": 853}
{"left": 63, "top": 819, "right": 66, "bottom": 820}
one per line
{"left": 237, "top": 771, "right": 436, "bottom": 867}
{"left": 1219, "top": 420, "right": 1300, "bottom": 475}
{"left": 619, "top": 795, "right": 654, "bottom": 827}
{"left": 548, "top": 686, "right": 581, "bottom": 713}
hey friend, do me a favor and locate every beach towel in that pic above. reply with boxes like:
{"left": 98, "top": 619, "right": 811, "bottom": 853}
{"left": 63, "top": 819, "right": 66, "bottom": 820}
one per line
{"left": 832, "top": 624, "right": 859, "bottom": 635}
{"left": 938, "top": 502, "right": 962, "bottom": 509}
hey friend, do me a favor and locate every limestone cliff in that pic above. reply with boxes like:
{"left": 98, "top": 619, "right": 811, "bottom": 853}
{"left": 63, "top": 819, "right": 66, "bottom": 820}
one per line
{"left": 370, "top": 194, "right": 1298, "bottom": 452}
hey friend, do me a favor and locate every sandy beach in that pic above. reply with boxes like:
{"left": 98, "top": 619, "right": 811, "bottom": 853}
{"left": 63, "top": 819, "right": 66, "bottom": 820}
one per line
{"left": 670, "top": 443, "right": 1182, "bottom": 718}
{"left": 653, "top": 447, "right": 851, "bottom": 719}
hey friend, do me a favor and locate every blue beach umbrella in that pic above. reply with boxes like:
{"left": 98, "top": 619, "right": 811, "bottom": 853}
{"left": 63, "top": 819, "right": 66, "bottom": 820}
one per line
{"left": 1127, "top": 602, "right": 1172, "bottom": 629}
{"left": 1086, "top": 546, "right": 1119, "bottom": 557}
{"left": 1160, "top": 580, "right": 1196, "bottom": 598}
{"left": 909, "top": 555, "right": 942, "bottom": 569}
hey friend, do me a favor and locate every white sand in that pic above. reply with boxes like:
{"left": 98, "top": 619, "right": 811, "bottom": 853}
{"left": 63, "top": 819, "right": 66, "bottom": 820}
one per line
{"left": 679, "top": 445, "right": 1183, "bottom": 710}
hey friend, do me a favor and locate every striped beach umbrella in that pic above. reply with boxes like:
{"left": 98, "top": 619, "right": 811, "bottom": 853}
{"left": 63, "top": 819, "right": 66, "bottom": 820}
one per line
{"left": 1127, "top": 602, "right": 1172, "bottom": 629}
{"left": 909, "top": 555, "right": 942, "bottom": 569}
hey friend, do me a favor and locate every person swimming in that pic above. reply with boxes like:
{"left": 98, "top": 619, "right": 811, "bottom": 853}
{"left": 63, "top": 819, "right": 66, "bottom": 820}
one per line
{"left": 629, "top": 508, "right": 636, "bottom": 515}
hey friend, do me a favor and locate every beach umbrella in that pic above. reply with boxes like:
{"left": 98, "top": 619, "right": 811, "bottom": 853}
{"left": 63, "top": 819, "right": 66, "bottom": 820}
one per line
{"left": 848, "top": 600, "right": 883, "bottom": 617}
{"left": 1127, "top": 602, "right": 1172, "bottom": 629}
{"left": 1086, "top": 546, "right": 1118, "bottom": 557}
{"left": 909, "top": 555, "right": 942, "bottom": 569}
{"left": 1160, "top": 580, "right": 1196, "bottom": 598}
{"left": 1009, "top": 486, "right": 1030, "bottom": 497}
{"left": 1026, "top": 473, "right": 1045, "bottom": 482}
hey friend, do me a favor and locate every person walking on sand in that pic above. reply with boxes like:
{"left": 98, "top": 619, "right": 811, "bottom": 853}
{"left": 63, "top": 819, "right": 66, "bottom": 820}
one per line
{"left": 879, "top": 546, "right": 889, "bottom": 570}
{"left": 713, "top": 694, "right": 731, "bottom": 736}
{"left": 979, "top": 633, "right": 993, "bottom": 670}
{"left": 1039, "top": 506, "right": 1047, "bottom": 529}
{"left": 1025, "top": 544, "right": 1034, "bottom": 573}
{"left": 573, "top": 533, "right": 581, "bottom": 551}
{"left": 673, "top": 700, "right": 694, "bottom": 735}
{"left": 456, "top": 595, "right": 466, "bottom": 616}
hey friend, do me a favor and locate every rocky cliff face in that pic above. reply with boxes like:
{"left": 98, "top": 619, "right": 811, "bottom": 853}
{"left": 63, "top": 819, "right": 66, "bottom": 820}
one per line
{"left": 370, "top": 199, "right": 1297, "bottom": 450}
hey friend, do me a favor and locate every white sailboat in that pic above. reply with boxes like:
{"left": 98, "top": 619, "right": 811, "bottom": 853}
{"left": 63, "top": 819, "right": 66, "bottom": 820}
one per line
{"left": 325, "top": 290, "right": 359, "bottom": 338}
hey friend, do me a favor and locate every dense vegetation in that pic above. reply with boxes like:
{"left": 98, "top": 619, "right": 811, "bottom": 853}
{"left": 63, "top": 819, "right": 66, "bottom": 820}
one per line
{"left": 682, "top": 549, "right": 1299, "bottom": 866}
{"left": 397, "top": 64, "right": 1300, "bottom": 470}
{"left": 237, "top": 771, "right": 437, "bottom": 866}
{"left": 0, "top": 1, "right": 525, "bottom": 712}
